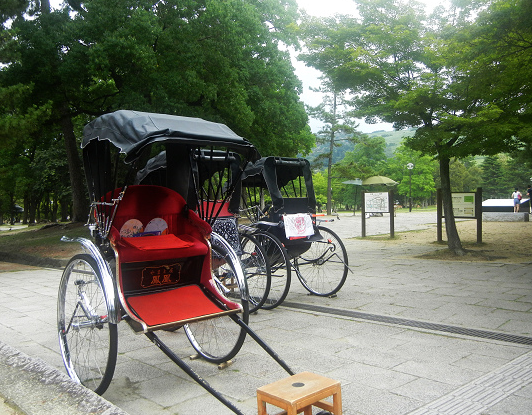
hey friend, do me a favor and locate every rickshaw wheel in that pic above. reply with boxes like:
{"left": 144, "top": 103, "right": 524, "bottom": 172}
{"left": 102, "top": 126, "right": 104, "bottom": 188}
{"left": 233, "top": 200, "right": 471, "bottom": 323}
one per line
{"left": 57, "top": 254, "right": 118, "bottom": 395}
{"left": 294, "top": 226, "right": 348, "bottom": 297}
{"left": 184, "top": 238, "right": 249, "bottom": 363}
{"left": 252, "top": 231, "right": 291, "bottom": 310}
{"left": 239, "top": 233, "right": 271, "bottom": 313}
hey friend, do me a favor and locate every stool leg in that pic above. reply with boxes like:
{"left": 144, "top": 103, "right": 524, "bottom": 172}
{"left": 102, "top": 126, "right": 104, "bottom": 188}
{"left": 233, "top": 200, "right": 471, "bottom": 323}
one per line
{"left": 333, "top": 389, "right": 342, "bottom": 415}
{"left": 303, "top": 406, "right": 312, "bottom": 415}
{"left": 257, "top": 397, "right": 267, "bottom": 415}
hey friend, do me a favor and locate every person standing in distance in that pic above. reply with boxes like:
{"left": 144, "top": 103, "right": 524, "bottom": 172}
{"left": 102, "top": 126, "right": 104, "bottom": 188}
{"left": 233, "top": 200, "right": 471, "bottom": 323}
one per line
{"left": 527, "top": 185, "right": 532, "bottom": 213}
{"left": 512, "top": 188, "right": 522, "bottom": 212}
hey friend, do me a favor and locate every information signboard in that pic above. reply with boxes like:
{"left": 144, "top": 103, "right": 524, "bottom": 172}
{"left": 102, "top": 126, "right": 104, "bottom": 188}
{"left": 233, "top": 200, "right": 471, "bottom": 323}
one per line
{"left": 452, "top": 192, "right": 476, "bottom": 217}
{"left": 364, "top": 192, "right": 389, "bottom": 213}
{"left": 437, "top": 188, "right": 482, "bottom": 243}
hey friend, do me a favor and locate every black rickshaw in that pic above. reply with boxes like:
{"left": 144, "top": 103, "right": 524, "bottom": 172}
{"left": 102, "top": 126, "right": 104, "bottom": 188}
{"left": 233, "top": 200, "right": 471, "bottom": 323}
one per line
{"left": 240, "top": 156, "right": 350, "bottom": 309}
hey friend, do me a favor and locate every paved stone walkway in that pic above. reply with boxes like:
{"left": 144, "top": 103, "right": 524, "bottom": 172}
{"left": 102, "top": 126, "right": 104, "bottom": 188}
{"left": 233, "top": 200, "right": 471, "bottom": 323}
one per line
{"left": 1, "top": 212, "right": 531, "bottom": 414}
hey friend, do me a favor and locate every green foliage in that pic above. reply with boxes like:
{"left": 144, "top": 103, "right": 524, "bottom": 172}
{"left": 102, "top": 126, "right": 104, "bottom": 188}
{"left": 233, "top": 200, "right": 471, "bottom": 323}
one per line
{"left": 299, "top": 0, "right": 532, "bottom": 254}
{"left": 0, "top": 82, "right": 53, "bottom": 222}
{"left": 62, "top": 0, "right": 312, "bottom": 156}
{"left": 311, "top": 171, "right": 328, "bottom": 209}
{"left": 448, "top": 159, "right": 482, "bottom": 193}
{"left": 1, "top": 0, "right": 313, "bottom": 222}
{"left": 1, "top": 0, "right": 30, "bottom": 25}
{"left": 481, "top": 156, "right": 504, "bottom": 199}
{"left": 385, "top": 144, "right": 437, "bottom": 205}
{"left": 481, "top": 154, "right": 532, "bottom": 199}
{"left": 306, "top": 81, "right": 358, "bottom": 213}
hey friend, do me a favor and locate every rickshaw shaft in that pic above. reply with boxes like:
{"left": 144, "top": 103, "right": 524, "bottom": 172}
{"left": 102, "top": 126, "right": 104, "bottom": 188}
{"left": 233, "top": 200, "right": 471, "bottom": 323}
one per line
{"left": 231, "top": 315, "right": 295, "bottom": 376}
{"left": 144, "top": 331, "right": 245, "bottom": 415}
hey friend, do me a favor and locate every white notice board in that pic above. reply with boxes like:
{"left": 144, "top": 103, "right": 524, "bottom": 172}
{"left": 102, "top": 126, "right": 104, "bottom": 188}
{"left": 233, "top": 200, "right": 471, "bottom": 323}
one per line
{"left": 365, "top": 192, "right": 389, "bottom": 213}
{"left": 452, "top": 192, "right": 476, "bottom": 217}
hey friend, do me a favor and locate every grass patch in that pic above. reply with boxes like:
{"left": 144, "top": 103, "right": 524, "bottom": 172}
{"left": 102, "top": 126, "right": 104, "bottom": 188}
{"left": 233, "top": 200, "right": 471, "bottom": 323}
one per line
{"left": 0, "top": 222, "right": 87, "bottom": 267}
{"left": 0, "top": 222, "right": 87, "bottom": 249}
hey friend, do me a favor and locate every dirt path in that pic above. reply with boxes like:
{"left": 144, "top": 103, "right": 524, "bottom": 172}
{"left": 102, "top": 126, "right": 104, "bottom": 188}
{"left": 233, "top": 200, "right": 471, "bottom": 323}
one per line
{"left": 393, "top": 219, "right": 532, "bottom": 263}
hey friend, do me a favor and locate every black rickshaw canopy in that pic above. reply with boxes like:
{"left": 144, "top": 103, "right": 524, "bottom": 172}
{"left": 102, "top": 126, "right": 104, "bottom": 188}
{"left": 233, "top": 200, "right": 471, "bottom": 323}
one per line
{"left": 82, "top": 110, "right": 259, "bottom": 163}
{"left": 241, "top": 156, "right": 316, "bottom": 214}
{"left": 82, "top": 110, "right": 259, "bottom": 205}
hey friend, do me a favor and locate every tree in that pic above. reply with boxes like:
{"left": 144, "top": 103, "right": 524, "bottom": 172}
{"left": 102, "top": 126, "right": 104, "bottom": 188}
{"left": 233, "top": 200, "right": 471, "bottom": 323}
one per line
{"left": 2, "top": 5, "right": 95, "bottom": 221}
{"left": 299, "top": 0, "right": 529, "bottom": 255}
{"left": 67, "top": 0, "right": 313, "bottom": 156}
{"left": 329, "top": 134, "right": 387, "bottom": 210}
{"left": 498, "top": 154, "right": 532, "bottom": 196}
{"left": 1, "top": 0, "right": 314, "bottom": 221}
{"left": 462, "top": 0, "right": 532, "bottom": 165}
{"left": 448, "top": 158, "right": 482, "bottom": 193}
{"left": 347, "top": 135, "right": 387, "bottom": 173}
{"left": 0, "top": 83, "right": 52, "bottom": 224}
{"left": 307, "top": 79, "right": 358, "bottom": 214}
{"left": 386, "top": 144, "right": 437, "bottom": 207}
{"left": 311, "top": 171, "right": 328, "bottom": 212}
{"left": 481, "top": 156, "right": 504, "bottom": 199}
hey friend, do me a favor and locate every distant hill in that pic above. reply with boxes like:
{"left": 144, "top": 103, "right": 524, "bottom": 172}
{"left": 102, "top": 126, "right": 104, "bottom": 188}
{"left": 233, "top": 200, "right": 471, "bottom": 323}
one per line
{"left": 305, "top": 128, "right": 416, "bottom": 166}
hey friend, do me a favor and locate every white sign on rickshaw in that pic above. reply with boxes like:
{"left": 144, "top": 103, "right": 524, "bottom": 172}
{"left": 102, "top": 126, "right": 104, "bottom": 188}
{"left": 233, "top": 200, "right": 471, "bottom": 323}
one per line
{"left": 365, "top": 192, "right": 389, "bottom": 213}
{"left": 283, "top": 213, "right": 314, "bottom": 239}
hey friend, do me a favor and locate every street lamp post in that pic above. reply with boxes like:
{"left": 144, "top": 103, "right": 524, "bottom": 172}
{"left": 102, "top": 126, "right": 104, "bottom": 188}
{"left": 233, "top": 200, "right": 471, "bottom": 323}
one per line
{"left": 407, "top": 163, "right": 414, "bottom": 212}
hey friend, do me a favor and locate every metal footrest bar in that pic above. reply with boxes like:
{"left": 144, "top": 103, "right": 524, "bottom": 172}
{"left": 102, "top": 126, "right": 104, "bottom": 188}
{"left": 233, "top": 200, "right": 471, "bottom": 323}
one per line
{"left": 144, "top": 331, "right": 245, "bottom": 415}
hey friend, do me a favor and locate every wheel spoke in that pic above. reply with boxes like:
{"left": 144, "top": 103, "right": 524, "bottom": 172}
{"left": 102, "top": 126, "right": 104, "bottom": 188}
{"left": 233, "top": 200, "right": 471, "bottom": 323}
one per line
{"left": 58, "top": 254, "right": 117, "bottom": 395}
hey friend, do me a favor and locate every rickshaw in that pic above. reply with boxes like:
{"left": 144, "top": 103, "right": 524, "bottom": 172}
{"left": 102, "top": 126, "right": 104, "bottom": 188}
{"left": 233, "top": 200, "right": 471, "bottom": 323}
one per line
{"left": 241, "top": 156, "right": 350, "bottom": 309}
{"left": 57, "top": 110, "right": 292, "bottom": 414}
{"left": 135, "top": 148, "right": 272, "bottom": 313}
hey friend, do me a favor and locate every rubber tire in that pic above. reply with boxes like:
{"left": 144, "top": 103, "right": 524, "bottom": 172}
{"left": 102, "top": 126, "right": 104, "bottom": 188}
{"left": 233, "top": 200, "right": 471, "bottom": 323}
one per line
{"left": 295, "top": 226, "right": 348, "bottom": 297}
{"left": 252, "top": 231, "right": 291, "bottom": 310}
{"left": 184, "top": 240, "right": 248, "bottom": 363}
{"left": 57, "top": 254, "right": 117, "bottom": 395}
{"left": 239, "top": 233, "right": 271, "bottom": 313}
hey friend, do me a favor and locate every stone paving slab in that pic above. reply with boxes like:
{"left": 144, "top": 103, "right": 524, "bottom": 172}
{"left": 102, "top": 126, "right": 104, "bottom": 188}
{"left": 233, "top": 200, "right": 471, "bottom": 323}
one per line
{"left": 0, "top": 212, "right": 531, "bottom": 414}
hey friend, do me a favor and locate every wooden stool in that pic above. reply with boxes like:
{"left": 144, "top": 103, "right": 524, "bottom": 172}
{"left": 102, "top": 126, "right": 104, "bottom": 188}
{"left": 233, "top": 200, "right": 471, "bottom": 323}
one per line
{"left": 257, "top": 371, "right": 342, "bottom": 415}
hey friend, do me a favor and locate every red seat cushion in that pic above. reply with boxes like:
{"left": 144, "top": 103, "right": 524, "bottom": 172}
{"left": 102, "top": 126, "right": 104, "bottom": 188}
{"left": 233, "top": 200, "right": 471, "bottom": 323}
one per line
{"left": 126, "top": 285, "right": 227, "bottom": 326}
{"left": 123, "top": 234, "right": 194, "bottom": 250}
{"left": 117, "top": 234, "right": 208, "bottom": 262}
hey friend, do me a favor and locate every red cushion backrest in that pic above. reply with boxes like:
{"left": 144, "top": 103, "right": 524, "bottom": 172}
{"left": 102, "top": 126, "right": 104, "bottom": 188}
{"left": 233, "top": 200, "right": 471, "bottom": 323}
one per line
{"left": 111, "top": 185, "right": 193, "bottom": 238}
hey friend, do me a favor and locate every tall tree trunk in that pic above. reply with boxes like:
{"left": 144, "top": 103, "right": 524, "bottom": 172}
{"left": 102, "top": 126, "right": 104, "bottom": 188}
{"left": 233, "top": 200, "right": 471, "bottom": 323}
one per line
{"left": 41, "top": 0, "right": 51, "bottom": 14}
{"left": 60, "top": 197, "right": 70, "bottom": 222}
{"left": 60, "top": 111, "right": 88, "bottom": 222}
{"left": 22, "top": 195, "right": 28, "bottom": 224}
{"left": 326, "top": 92, "right": 337, "bottom": 216}
{"left": 440, "top": 156, "right": 466, "bottom": 255}
{"left": 326, "top": 130, "right": 334, "bottom": 215}
{"left": 51, "top": 194, "right": 58, "bottom": 222}
{"left": 28, "top": 195, "right": 37, "bottom": 224}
